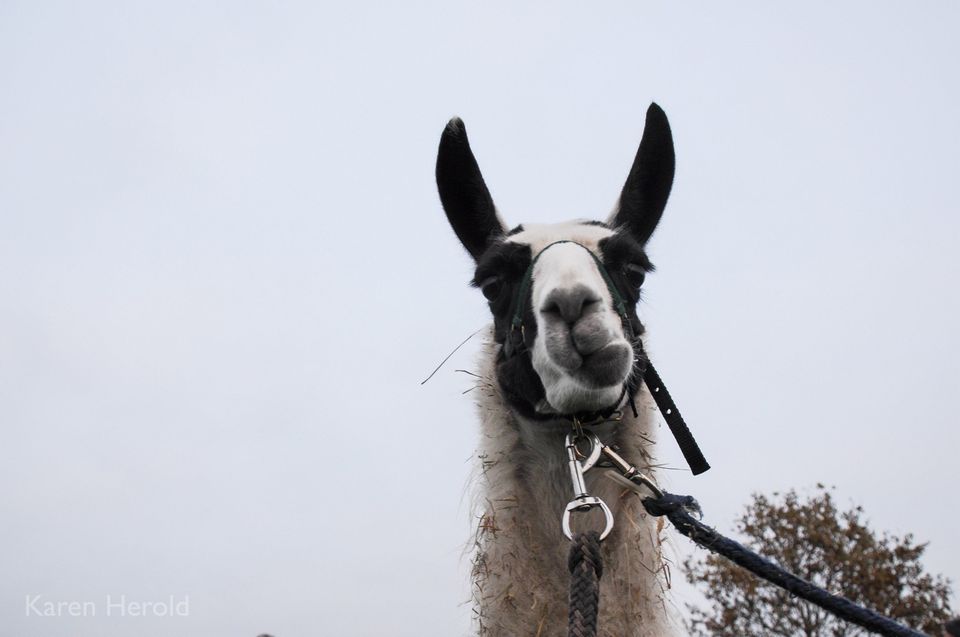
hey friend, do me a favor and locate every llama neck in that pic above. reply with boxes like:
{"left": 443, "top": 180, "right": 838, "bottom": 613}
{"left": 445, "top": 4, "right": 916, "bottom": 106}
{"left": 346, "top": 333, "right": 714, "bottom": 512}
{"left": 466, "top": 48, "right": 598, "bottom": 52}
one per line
{"left": 470, "top": 340, "right": 680, "bottom": 637}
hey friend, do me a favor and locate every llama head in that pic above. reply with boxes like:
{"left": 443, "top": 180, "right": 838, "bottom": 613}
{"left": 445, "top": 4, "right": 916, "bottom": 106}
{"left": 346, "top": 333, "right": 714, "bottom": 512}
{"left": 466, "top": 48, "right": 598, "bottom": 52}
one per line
{"left": 436, "top": 104, "right": 675, "bottom": 420}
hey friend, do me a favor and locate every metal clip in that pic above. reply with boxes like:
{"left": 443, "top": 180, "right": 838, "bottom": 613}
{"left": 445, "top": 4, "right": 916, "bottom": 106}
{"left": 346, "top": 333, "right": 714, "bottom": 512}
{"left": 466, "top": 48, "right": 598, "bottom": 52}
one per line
{"left": 561, "top": 433, "right": 614, "bottom": 541}
{"left": 599, "top": 443, "right": 663, "bottom": 498}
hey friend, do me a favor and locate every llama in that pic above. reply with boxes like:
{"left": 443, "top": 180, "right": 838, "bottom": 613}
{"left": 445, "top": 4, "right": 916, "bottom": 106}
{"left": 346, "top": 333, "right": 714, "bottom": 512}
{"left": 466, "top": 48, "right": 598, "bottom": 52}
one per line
{"left": 436, "top": 104, "right": 682, "bottom": 637}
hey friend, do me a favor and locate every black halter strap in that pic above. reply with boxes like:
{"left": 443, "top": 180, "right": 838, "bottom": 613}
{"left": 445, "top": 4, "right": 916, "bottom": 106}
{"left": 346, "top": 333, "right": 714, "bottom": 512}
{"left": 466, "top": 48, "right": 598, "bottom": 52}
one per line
{"left": 502, "top": 240, "right": 710, "bottom": 476}
{"left": 640, "top": 357, "right": 711, "bottom": 475}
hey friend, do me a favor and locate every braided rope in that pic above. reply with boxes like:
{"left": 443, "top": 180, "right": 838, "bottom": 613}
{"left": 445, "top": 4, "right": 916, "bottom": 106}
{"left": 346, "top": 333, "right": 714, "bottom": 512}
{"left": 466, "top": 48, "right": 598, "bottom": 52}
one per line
{"left": 568, "top": 531, "right": 604, "bottom": 637}
{"left": 642, "top": 492, "right": 929, "bottom": 637}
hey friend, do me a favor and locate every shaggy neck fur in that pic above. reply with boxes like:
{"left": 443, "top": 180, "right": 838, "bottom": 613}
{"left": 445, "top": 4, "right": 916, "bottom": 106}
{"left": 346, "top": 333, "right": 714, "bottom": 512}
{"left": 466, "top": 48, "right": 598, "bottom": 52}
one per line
{"left": 470, "top": 336, "right": 679, "bottom": 637}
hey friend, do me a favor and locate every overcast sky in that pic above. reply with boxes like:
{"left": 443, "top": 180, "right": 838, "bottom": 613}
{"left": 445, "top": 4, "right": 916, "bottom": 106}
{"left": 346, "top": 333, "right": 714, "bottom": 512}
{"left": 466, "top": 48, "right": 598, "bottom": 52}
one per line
{"left": 1, "top": 2, "right": 958, "bottom": 636}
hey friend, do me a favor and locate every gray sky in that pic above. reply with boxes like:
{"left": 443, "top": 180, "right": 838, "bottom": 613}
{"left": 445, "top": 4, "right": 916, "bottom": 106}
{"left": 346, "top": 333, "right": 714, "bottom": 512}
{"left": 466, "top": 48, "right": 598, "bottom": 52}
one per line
{"left": 1, "top": 2, "right": 958, "bottom": 635}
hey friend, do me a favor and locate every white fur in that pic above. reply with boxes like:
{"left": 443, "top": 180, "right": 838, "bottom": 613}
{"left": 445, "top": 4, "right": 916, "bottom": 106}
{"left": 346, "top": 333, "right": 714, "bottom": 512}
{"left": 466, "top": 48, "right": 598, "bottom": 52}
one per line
{"left": 467, "top": 222, "right": 683, "bottom": 636}
{"left": 509, "top": 224, "right": 631, "bottom": 414}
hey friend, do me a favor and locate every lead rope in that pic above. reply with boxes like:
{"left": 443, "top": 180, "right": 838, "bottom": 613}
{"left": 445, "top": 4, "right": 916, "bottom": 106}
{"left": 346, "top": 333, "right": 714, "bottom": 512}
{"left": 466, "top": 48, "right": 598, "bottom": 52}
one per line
{"left": 639, "top": 491, "right": 929, "bottom": 637}
{"left": 568, "top": 531, "right": 603, "bottom": 637}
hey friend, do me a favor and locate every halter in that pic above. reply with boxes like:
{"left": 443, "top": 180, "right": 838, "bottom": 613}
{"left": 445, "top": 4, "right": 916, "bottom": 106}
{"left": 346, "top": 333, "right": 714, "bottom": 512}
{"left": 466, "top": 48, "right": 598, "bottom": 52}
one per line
{"left": 500, "top": 239, "right": 710, "bottom": 476}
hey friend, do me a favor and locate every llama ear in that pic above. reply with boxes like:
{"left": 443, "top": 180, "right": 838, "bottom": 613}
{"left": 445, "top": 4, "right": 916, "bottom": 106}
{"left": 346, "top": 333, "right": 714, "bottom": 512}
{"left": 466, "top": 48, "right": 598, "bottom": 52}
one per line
{"left": 608, "top": 103, "right": 675, "bottom": 246}
{"left": 436, "top": 118, "right": 506, "bottom": 261}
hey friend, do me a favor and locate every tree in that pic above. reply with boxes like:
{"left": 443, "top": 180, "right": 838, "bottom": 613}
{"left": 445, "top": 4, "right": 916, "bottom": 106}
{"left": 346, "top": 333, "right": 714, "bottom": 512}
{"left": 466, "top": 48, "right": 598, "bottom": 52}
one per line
{"left": 685, "top": 485, "right": 953, "bottom": 636}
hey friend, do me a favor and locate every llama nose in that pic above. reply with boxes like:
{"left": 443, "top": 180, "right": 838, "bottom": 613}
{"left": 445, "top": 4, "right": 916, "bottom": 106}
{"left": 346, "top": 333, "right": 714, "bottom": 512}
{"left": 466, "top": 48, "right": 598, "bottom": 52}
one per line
{"left": 540, "top": 285, "right": 601, "bottom": 325}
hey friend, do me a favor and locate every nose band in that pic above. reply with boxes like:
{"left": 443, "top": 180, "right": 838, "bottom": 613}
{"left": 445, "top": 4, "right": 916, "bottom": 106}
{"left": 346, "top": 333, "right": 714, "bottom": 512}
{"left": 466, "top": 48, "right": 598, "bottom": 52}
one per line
{"left": 503, "top": 241, "right": 633, "bottom": 359}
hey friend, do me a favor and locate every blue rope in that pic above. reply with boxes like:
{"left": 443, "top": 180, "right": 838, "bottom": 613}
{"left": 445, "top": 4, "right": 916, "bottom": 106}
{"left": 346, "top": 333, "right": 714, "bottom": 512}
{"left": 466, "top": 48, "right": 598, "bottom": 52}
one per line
{"left": 642, "top": 492, "right": 930, "bottom": 637}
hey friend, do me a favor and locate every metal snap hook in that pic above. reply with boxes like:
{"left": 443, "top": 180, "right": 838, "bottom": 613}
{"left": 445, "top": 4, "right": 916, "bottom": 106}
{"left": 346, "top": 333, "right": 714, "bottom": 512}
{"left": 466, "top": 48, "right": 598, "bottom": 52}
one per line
{"left": 562, "top": 432, "right": 614, "bottom": 540}
{"left": 598, "top": 443, "right": 663, "bottom": 498}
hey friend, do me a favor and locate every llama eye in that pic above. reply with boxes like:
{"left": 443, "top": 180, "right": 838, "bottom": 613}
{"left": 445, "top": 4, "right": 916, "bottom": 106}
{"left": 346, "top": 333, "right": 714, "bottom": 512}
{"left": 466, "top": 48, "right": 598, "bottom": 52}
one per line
{"left": 479, "top": 276, "right": 504, "bottom": 301}
{"left": 623, "top": 263, "right": 646, "bottom": 289}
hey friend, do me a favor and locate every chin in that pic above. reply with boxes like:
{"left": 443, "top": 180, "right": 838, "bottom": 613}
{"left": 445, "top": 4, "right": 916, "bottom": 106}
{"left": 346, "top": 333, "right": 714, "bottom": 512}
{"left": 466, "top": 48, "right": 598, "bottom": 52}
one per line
{"left": 542, "top": 379, "right": 625, "bottom": 415}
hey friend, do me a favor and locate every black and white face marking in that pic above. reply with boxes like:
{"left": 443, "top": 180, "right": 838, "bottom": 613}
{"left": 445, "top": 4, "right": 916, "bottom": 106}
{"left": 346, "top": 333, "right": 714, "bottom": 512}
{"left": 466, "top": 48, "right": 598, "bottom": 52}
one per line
{"left": 437, "top": 104, "right": 675, "bottom": 419}
{"left": 474, "top": 223, "right": 653, "bottom": 416}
